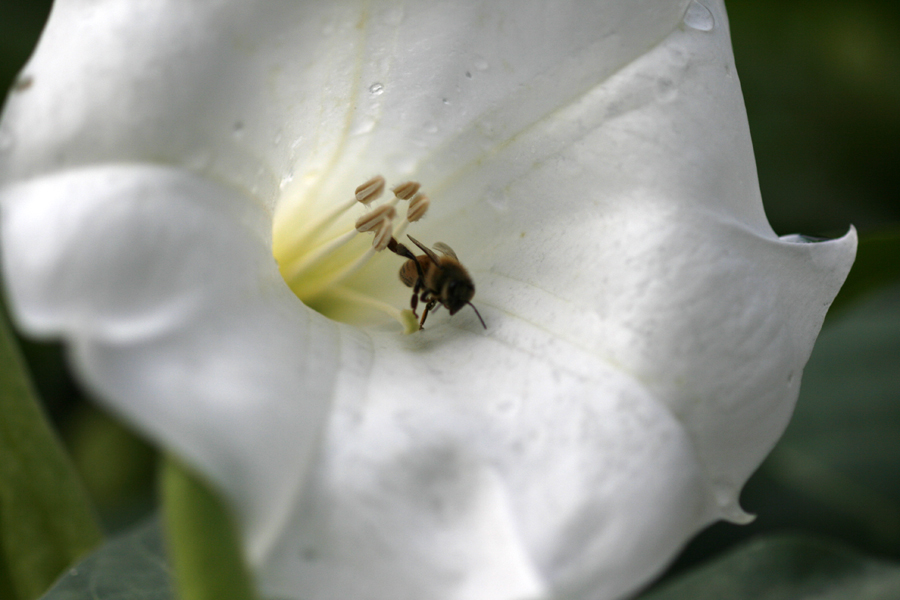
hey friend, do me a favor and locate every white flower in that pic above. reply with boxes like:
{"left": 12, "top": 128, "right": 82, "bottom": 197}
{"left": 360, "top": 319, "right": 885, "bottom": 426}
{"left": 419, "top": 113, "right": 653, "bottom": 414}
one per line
{"left": 0, "top": 1, "right": 856, "bottom": 599}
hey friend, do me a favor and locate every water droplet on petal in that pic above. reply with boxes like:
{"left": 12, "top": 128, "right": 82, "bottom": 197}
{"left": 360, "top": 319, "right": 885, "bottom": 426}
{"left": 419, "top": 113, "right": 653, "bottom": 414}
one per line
{"left": 442, "top": 97, "right": 450, "bottom": 105}
{"left": 351, "top": 117, "right": 376, "bottom": 136}
{"left": 369, "top": 82, "right": 384, "bottom": 96}
{"left": 683, "top": 1, "right": 714, "bottom": 31}
{"left": 13, "top": 75, "right": 33, "bottom": 92}
{"left": 424, "top": 122, "right": 438, "bottom": 134}
{"left": 465, "top": 71, "right": 473, "bottom": 79}
{"left": 473, "top": 56, "right": 489, "bottom": 71}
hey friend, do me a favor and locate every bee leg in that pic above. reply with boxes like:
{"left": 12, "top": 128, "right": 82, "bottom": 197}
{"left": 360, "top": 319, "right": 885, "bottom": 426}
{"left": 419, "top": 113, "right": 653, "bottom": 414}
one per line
{"left": 419, "top": 298, "right": 438, "bottom": 329}
{"left": 409, "top": 291, "right": 419, "bottom": 318}
{"left": 409, "top": 279, "right": 427, "bottom": 317}
{"left": 418, "top": 303, "right": 431, "bottom": 329}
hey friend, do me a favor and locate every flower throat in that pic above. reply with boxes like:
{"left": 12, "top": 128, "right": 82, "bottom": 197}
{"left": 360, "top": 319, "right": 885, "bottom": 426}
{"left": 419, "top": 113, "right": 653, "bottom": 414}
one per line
{"left": 272, "top": 176, "right": 431, "bottom": 332}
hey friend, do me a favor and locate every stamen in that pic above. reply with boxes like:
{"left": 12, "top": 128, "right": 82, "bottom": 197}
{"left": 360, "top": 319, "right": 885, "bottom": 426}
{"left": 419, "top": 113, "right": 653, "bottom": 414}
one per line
{"left": 278, "top": 175, "right": 438, "bottom": 332}
{"left": 324, "top": 286, "right": 420, "bottom": 334}
{"left": 282, "top": 229, "right": 358, "bottom": 284}
{"left": 355, "top": 205, "right": 396, "bottom": 232}
{"left": 355, "top": 175, "right": 386, "bottom": 204}
{"left": 371, "top": 219, "right": 393, "bottom": 251}
{"left": 392, "top": 181, "right": 421, "bottom": 200}
{"left": 280, "top": 176, "right": 385, "bottom": 265}
{"left": 406, "top": 192, "right": 430, "bottom": 222}
{"left": 328, "top": 285, "right": 405, "bottom": 321}
{"left": 389, "top": 193, "right": 429, "bottom": 242}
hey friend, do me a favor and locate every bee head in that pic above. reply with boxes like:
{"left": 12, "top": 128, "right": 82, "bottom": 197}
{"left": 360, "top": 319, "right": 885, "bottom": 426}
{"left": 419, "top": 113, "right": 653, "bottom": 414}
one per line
{"left": 443, "top": 278, "right": 475, "bottom": 315}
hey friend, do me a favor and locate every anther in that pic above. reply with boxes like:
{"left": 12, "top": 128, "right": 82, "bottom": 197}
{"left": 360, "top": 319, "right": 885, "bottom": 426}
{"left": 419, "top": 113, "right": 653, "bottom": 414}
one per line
{"left": 372, "top": 220, "right": 393, "bottom": 251}
{"left": 355, "top": 205, "right": 396, "bottom": 232}
{"left": 392, "top": 181, "right": 421, "bottom": 200}
{"left": 355, "top": 176, "right": 386, "bottom": 205}
{"left": 406, "top": 193, "right": 430, "bottom": 222}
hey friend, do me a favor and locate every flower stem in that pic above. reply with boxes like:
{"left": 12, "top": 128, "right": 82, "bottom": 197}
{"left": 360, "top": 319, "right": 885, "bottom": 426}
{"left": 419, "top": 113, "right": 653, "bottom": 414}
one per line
{"left": 161, "top": 456, "right": 257, "bottom": 600}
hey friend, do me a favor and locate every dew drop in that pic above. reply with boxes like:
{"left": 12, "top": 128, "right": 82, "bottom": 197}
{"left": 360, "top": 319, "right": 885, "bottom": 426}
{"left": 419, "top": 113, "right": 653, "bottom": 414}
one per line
{"left": 351, "top": 117, "right": 376, "bottom": 136}
{"left": 683, "top": 1, "right": 714, "bottom": 31}
{"left": 369, "top": 82, "right": 384, "bottom": 96}
{"left": 442, "top": 97, "right": 450, "bottom": 105}
{"left": 424, "top": 121, "right": 438, "bottom": 134}
{"left": 13, "top": 75, "right": 33, "bottom": 92}
{"left": 232, "top": 121, "right": 245, "bottom": 139}
{"left": 465, "top": 71, "right": 473, "bottom": 79}
{"left": 473, "top": 56, "right": 489, "bottom": 71}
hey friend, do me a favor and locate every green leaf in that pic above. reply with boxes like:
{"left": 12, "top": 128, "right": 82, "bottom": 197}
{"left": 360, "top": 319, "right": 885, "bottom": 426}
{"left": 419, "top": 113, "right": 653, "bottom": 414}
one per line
{"left": 39, "top": 461, "right": 258, "bottom": 600}
{"left": 766, "top": 284, "right": 900, "bottom": 553}
{"left": 641, "top": 534, "right": 900, "bottom": 600}
{"left": 39, "top": 518, "right": 171, "bottom": 600}
{"left": 0, "top": 307, "right": 103, "bottom": 600}
{"left": 161, "top": 457, "right": 257, "bottom": 600}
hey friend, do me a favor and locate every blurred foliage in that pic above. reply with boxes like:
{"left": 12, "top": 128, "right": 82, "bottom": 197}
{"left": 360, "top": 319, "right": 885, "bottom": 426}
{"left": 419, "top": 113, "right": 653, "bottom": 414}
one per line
{"left": 0, "top": 303, "right": 102, "bottom": 600}
{"left": 0, "top": 0, "right": 898, "bottom": 594}
{"left": 828, "top": 226, "right": 900, "bottom": 317}
{"left": 0, "top": 1, "right": 52, "bottom": 95}
{"left": 65, "top": 405, "right": 157, "bottom": 531}
{"left": 728, "top": 0, "right": 900, "bottom": 237}
{"left": 40, "top": 518, "right": 172, "bottom": 600}
{"left": 161, "top": 458, "right": 258, "bottom": 600}
{"left": 643, "top": 534, "right": 900, "bottom": 600}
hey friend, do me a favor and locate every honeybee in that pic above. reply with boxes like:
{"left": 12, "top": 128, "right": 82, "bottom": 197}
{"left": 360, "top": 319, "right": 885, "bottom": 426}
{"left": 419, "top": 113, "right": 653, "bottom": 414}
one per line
{"left": 388, "top": 235, "right": 486, "bottom": 330}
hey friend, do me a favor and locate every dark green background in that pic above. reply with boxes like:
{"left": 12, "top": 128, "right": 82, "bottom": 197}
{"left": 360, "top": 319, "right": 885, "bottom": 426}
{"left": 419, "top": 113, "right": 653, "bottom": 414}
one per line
{"left": 1, "top": 0, "right": 898, "bottom": 591}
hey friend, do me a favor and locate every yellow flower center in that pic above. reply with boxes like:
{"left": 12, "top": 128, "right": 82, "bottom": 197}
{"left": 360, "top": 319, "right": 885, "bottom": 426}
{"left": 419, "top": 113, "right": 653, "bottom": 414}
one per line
{"left": 272, "top": 175, "right": 427, "bottom": 333}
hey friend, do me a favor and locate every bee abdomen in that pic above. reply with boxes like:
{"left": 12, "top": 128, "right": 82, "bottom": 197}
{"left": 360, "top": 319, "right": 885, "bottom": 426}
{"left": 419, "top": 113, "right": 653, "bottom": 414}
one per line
{"left": 398, "top": 258, "right": 421, "bottom": 288}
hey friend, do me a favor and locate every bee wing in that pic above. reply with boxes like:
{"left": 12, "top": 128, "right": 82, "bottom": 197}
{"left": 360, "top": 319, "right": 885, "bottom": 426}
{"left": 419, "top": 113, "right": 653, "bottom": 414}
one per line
{"left": 432, "top": 242, "right": 458, "bottom": 260}
{"left": 407, "top": 235, "right": 442, "bottom": 265}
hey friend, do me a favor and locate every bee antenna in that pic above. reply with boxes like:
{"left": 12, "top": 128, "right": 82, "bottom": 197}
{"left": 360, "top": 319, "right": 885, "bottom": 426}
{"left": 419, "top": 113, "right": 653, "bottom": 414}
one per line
{"left": 468, "top": 302, "right": 487, "bottom": 329}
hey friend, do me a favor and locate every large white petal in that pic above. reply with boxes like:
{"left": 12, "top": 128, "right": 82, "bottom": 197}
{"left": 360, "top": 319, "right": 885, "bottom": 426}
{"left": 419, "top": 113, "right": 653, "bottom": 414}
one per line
{"left": 405, "top": 0, "right": 858, "bottom": 515}
{"left": 262, "top": 334, "right": 712, "bottom": 600}
{"left": 1, "top": 0, "right": 690, "bottom": 206}
{"left": 0, "top": 1, "right": 857, "bottom": 600}
{"left": 249, "top": 1, "right": 857, "bottom": 597}
{"left": 0, "top": 164, "right": 342, "bottom": 562}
